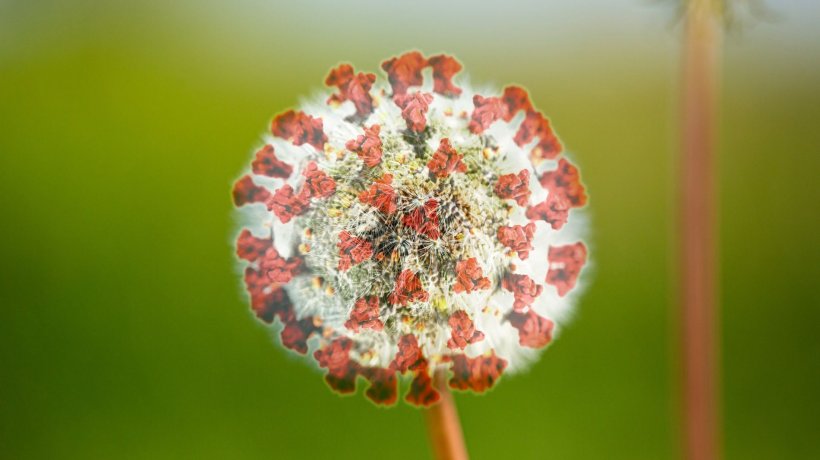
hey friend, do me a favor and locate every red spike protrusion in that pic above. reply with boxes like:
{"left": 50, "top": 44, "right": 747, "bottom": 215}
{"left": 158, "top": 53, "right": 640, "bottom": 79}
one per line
{"left": 546, "top": 242, "right": 587, "bottom": 296}
{"left": 251, "top": 144, "right": 293, "bottom": 178}
{"left": 280, "top": 316, "right": 319, "bottom": 354}
{"left": 497, "top": 222, "right": 536, "bottom": 260}
{"left": 236, "top": 229, "right": 272, "bottom": 262}
{"left": 508, "top": 310, "right": 554, "bottom": 348}
{"left": 252, "top": 293, "right": 289, "bottom": 324}
{"left": 232, "top": 175, "right": 272, "bottom": 207}
{"left": 325, "top": 64, "right": 377, "bottom": 119}
{"left": 271, "top": 110, "right": 327, "bottom": 150}
{"left": 345, "top": 124, "right": 383, "bottom": 167}
{"left": 502, "top": 273, "right": 543, "bottom": 312}
{"left": 389, "top": 334, "right": 440, "bottom": 406}
{"left": 453, "top": 258, "right": 491, "bottom": 294}
{"left": 447, "top": 353, "right": 508, "bottom": 393}
{"left": 494, "top": 169, "right": 532, "bottom": 206}
{"left": 393, "top": 92, "right": 434, "bottom": 132}
{"left": 539, "top": 158, "right": 587, "bottom": 208}
{"left": 337, "top": 231, "right": 373, "bottom": 271}
{"left": 469, "top": 95, "right": 508, "bottom": 134}
{"left": 527, "top": 158, "right": 586, "bottom": 229}
{"left": 447, "top": 310, "right": 486, "bottom": 350}
{"left": 381, "top": 51, "right": 428, "bottom": 96}
{"left": 391, "top": 334, "right": 425, "bottom": 373}
{"left": 428, "top": 54, "right": 463, "bottom": 97}
{"left": 427, "top": 138, "right": 467, "bottom": 178}
{"left": 514, "top": 110, "right": 562, "bottom": 161}
{"left": 402, "top": 199, "right": 440, "bottom": 240}
{"left": 526, "top": 194, "right": 570, "bottom": 230}
{"left": 259, "top": 247, "right": 302, "bottom": 284}
{"left": 360, "top": 367, "right": 398, "bottom": 405}
{"left": 388, "top": 270, "right": 429, "bottom": 306}
{"left": 244, "top": 267, "right": 291, "bottom": 324}
{"left": 243, "top": 267, "right": 271, "bottom": 301}
{"left": 345, "top": 296, "right": 384, "bottom": 333}
{"left": 246, "top": 265, "right": 316, "bottom": 353}
{"left": 302, "top": 161, "right": 336, "bottom": 199}
{"left": 314, "top": 338, "right": 360, "bottom": 394}
{"left": 406, "top": 368, "right": 440, "bottom": 406}
{"left": 268, "top": 184, "right": 311, "bottom": 223}
{"left": 358, "top": 173, "right": 398, "bottom": 214}
{"left": 501, "top": 86, "right": 533, "bottom": 121}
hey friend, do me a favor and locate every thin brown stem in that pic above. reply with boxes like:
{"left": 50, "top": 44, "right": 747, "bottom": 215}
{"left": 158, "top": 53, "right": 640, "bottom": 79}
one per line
{"left": 680, "top": 1, "right": 721, "bottom": 459}
{"left": 424, "top": 370, "right": 468, "bottom": 460}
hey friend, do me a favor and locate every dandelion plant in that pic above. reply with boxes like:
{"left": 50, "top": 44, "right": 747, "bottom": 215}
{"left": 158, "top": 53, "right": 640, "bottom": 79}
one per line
{"left": 231, "top": 52, "right": 589, "bottom": 459}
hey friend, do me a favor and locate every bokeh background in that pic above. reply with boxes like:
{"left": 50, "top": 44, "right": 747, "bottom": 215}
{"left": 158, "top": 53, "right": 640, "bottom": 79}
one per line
{"left": 1, "top": 1, "right": 818, "bottom": 458}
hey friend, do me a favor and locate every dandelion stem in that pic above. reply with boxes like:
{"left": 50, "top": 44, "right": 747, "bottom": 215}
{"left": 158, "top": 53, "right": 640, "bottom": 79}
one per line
{"left": 680, "top": 1, "right": 721, "bottom": 459}
{"left": 424, "top": 369, "right": 468, "bottom": 460}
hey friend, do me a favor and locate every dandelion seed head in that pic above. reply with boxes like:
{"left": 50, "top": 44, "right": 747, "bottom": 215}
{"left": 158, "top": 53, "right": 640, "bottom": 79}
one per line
{"left": 232, "top": 52, "right": 590, "bottom": 406}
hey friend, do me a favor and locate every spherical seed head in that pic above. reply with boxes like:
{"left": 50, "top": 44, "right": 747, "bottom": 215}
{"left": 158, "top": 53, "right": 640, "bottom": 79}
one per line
{"left": 232, "top": 52, "right": 589, "bottom": 406}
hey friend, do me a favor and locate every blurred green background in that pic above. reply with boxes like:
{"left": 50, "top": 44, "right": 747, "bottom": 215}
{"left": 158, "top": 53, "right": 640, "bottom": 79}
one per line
{"left": 1, "top": 1, "right": 818, "bottom": 458}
